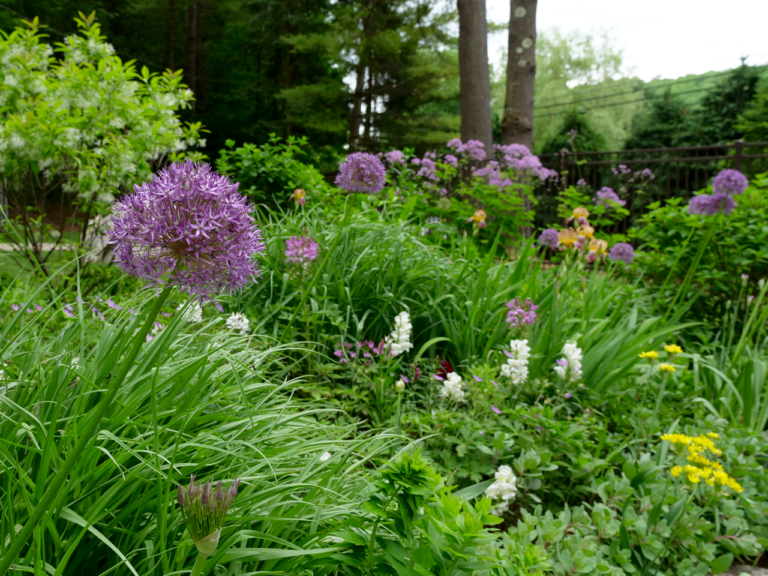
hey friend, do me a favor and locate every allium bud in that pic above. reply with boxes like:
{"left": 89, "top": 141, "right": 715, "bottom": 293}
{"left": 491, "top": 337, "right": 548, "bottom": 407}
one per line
{"left": 177, "top": 475, "right": 240, "bottom": 555}
{"left": 395, "top": 378, "right": 405, "bottom": 393}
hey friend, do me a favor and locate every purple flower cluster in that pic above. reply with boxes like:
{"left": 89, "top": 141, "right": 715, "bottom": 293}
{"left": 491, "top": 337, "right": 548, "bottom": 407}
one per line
{"left": 285, "top": 235, "right": 319, "bottom": 266}
{"left": 594, "top": 187, "right": 626, "bottom": 207}
{"left": 108, "top": 161, "right": 265, "bottom": 302}
{"left": 473, "top": 165, "right": 513, "bottom": 190}
{"left": 448, "top": 138, "right": 487, "bottom": 162}
{"left": 495, "top": 143, "right": 557, "bottom": 181}
{"left": 506, "top": 298, "right": 538, "bottom": 327}
{"left": 417, "top": 157, "right": 439, "bottom": 181}
{"left": 384, "top": 150, "right": 406, "bottom": 165}
{"left": 612, "top": 164, "right": 632, "bottom": 175}
{"left": 335, "top": 152, "right": 387, "bottom": 193}
{"left": 444, "top": 154, "right": 458, "bottom": 167}
{"left": 334, "top": 340, "right": 387, "bottom": 363}
{"left": 688, "top": 193, "right": 737, "bottom": 216}
{"left": 712, "top": 169, "right": 748, "bottom": 196}
{"left": 608, "top": 242, "right": 635, "bottom": 265}
{"left": 538, "top": 228, "right": 559, "bottom": 249}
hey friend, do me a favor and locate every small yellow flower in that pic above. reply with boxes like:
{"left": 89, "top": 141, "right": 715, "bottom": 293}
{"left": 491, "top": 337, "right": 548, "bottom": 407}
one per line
{"left": 707, "top": 432, "right": 719, "bottom": 439}
{"left": 658, "top": 363, "right": 675, "bottom": 373}
{"left": 572, "top": 207, "right": 590, "bottom": 220}
{"left": 664, "top": 344, "right": 683, "bottom": 355}
{"left": 639, "top": 350, "right": 659, "bottom": 360}
{"left": 577, "top": 224, "right": 595, "bottom": 239}
{"left": 558, "top": 228, "right": 578, "bottom": 247}
{"left": 671, "top": 466, "right": 683, "bottom": 477}
{"left": 588, "top": 238, "right": 608, "bottom": 254}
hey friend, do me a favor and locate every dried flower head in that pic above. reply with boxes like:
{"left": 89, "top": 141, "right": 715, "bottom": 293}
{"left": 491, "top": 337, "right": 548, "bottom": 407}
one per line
{"left": 177, "top": 475, "right": 240, "bottom": 554}
{"left": 108, "top": 161, "right": 265, "bottom": 302}
{"left": 335, "top": 152, "right": 386, "bottom": 193}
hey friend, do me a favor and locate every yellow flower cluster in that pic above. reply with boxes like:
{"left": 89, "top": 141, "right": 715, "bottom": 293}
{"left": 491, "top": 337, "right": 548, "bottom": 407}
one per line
{"left": 664, "top": 344, "right": 683, "bottom": 355}
{"left": 658, "top": 363, "right": 676, "bottom": 372}
{"left": 639, "top": 350, "right": 659, "bottom": 359}
{"left": 662, "top": 433, "right": 743, "bottom": 493}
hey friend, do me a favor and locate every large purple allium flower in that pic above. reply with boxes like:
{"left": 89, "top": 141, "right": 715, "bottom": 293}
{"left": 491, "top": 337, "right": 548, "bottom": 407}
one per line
{"left": 608, "top": 242, "right": 635, "bottom": 265}
{"left": 285, "top": 235, "right": 319, "bottom": 266}
{"left": 538, "top": 228, "right": 559, "bottom": 249}
{"left": 335, "top": 152, "right": 386, "bottom": 193}
{"left": 712, "top": 169, "right": 748, "bottom": 196}
{"left": 506, "top": 298, "right": 538, "bottom": 327}
{"left": 108, "top": 161, "right": 265, "bottom": 301}
{"left": 594, "top": 187, "right": 626, "bottom": 207}
{"left": 689, "top": 193, "right": 737, "bottom": 216}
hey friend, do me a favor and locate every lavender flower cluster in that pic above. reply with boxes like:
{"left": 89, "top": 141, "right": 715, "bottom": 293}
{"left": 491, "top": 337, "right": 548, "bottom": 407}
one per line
{"left": 285, "top": 235, "right": 319, "bottom": 266}
{"left": 594, "top": 187, "right": 626, "bottom": 207}
{"left": 506, "top": 298, "right": 538, "bottom": 327}
{"left": 108, "top": 161, "right": 265, "bottom": 302}
{"left": 334, "top": 340, "right": 387, "bottom": 363}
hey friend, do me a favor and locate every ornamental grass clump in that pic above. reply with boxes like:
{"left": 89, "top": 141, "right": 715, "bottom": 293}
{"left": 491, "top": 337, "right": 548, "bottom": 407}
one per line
{"left": 109, "top": 160, "right": 265, "bottom": 301}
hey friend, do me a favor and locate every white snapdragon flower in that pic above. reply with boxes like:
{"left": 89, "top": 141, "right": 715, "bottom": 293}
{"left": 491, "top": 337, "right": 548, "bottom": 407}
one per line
{"left": 555, "top": 341, "right": 583, "bottom": 382}
{"left": 440, "top": 372, "right": 466, "bottom": 403}
{"left": 485, "top": 464, "right": 517, "bottom": 516}
{"left": 385, "top": 311, "right": 413, "bottom": 357}
{"left": 500, "top": 338, "right": 530, "bottom": 385}
{"left": 225, "top": 312, "right": 250, "bottom": 336}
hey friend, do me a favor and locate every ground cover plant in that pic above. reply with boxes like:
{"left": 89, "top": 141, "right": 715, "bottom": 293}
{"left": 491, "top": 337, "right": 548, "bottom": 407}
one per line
{"left": 2, "top": 14, "right": 768, "bottom": 576}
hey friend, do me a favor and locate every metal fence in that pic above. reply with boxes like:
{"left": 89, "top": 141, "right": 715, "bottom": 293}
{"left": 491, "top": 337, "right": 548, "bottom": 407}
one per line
{"left": 534, "top": 140, "right": 768, "bottom": 231}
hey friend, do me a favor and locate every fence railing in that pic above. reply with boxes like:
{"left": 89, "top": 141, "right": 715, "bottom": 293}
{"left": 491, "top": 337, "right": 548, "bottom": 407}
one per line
{"left": 534, "top": 140, "right": 768, "bottom": 232}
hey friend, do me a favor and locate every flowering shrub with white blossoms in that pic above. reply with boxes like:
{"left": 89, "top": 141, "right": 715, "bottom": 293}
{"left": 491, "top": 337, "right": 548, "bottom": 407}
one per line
{"left": 554, "top": 341, "right": 583, "bottom": 383}
{"left": 385, "top": 312, "right": 413, "bottom": 357}
{"left": 500, "top": 339, "right": 531, "bottom": 385}
{"left": 225, "top": 313, "right": 250, "bottom": 336}
{"left": 177, "top": 301, "right": 203, "bottom": 324}
{"left": 0, "top": 13, "right": 203, "bottom": 268}
{"left": 485, "top": 465, "right": 517, "bottom": 516}
{"left": 440, "top": 372, "right": 466, "bottom": 403}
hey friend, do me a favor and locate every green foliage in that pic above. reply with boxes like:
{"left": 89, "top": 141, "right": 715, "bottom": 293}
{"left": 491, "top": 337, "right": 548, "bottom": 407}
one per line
{"left": 738, "top": 78, "right": 768, "bottom": 142}
{"left": 540, "top": 110, "right": 608, "bottom": 154}
{"left": 216, "top": 136, "right": 329, "bottom": 208}
{"left": 629, "top": 173, "right": 768, "bottom": 317}
{"left": 624, "top": 90, "right": 692, "bottom": 149}
{"left": 0, "top": 13, "right": 202, "bottom": 273}
{"left": 694, "top": 65, "right": 762, "bottom": 144}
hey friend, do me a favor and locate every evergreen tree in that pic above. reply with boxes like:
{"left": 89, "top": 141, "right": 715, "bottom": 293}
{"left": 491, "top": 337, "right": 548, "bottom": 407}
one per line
{"left": 540, "top": 109, "right": 607, "bottom": 154}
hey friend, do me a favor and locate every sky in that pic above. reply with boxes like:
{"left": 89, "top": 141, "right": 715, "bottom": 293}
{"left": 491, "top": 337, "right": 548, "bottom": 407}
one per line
{"left": 485, "top": 0, "right": 768, "bottom": 81}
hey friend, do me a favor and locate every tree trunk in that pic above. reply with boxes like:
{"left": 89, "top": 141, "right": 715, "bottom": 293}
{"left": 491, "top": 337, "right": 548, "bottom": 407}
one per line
{"left": 166, "top": 0, "right": 175, "bottom": 70}
{"left": 186, "top": 0, "right": 198, "bottom": 113}
{"left": 457, "top": 0, "right": 493, "bottom": 151}
{"left": 501, "top": 0, "right": 537, "bottom": 149}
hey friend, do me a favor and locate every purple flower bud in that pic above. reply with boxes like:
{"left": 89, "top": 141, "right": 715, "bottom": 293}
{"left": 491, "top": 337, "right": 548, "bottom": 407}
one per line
{"left": 177, "top": 485, "right": 185, "bottom": 506}
{"left": 565, "top": 393, "right": 572, "bottom": 399}
{"left": 491, "top": 405, "right": 501, "bottom": 415}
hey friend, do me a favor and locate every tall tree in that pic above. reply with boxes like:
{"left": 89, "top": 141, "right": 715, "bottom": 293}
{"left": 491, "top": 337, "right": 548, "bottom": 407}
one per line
{"left": 457, "top": 0, "right": 492, "bottom": 150}
{"left": 501, "top": 0, "right": 537, "bottom": 149}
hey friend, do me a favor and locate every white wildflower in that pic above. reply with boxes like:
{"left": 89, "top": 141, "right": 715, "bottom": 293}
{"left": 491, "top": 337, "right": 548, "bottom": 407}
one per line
{"left": 555, "top": 341, "right": 583, "bottom": 382}
{"left": 500, "top": 338, "right": 530, "bottom": 385}
{"left": 319, "top": 452, "right": 331, "bottom": 462}
{"left": 225, "top": 312, "right": 250, "bottom": 335}
{"left": 485, "top": 464, "right": 517, "bottom": 515}
{"left": 440, "top": 372, "right": 466, "bottom": 403}
{"left": 385, "top": 311, "right": 413, "bottom": 357}
{"left": 177, "top": 301, "right": 203, "bottom": 323}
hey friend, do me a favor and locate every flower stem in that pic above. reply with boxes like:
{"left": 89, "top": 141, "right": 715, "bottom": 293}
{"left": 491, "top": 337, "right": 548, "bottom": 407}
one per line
{"left": 0, "top": 286, "right": 172, "bottom": 575}
{"left": 190, "top": 552, "right": 208, "bottom": 576}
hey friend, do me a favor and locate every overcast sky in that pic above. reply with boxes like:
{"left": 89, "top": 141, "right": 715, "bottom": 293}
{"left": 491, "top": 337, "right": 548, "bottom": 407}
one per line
{"left": 485, "top": 0, "right": 768, "bottom": 81}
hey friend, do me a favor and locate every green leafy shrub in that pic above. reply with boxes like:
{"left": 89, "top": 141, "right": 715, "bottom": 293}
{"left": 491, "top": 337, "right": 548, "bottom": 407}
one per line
{"left": 216, "top": 135, "right": 329, "bottom": 208}
{"left": 629, "top": 172, "right": 768, "bottom": 319}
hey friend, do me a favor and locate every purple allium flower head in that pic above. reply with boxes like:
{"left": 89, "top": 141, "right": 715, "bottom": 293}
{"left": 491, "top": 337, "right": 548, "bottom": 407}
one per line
{"left": 491, "top": 405, "right": 502, "bottom": 415}
{"left": 285, "top": 235, "right": 319, "bottom": 266}
{"left": 107, "top": 161, "right": 265, "bottom": 302}
{"left": 444, "top": 154, "right": 458, "bottom": 167}
{"left": 384, "top": 150, "right": 405, "bottom": 165}
{"left": 608, "top": 242, "right": 635, "bottom": 265}
{"left": 689, "top": 193, "right": 736, "bottom": 216}
{"left": 594, "top": 187, "right": 626, "bottom": 207}
{"left": 335, "top": 152, "right": 386, "bottom": 193}
{"left": 712, "top": 169, "right": 748, "bottom": 196}
{"left": 538, "top": 228, "right": 559, "bottom": 249}
{"left": 506, "top": 298, "right": 538, "bottom": 327}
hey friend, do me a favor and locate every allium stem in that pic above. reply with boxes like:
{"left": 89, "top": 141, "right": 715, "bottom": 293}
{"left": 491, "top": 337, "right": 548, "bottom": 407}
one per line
{"left": 0, "top": 286, "right": 173, "bottom": 575}
{"left": 190, "top": 552, "right": 208, "bottom": 576}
